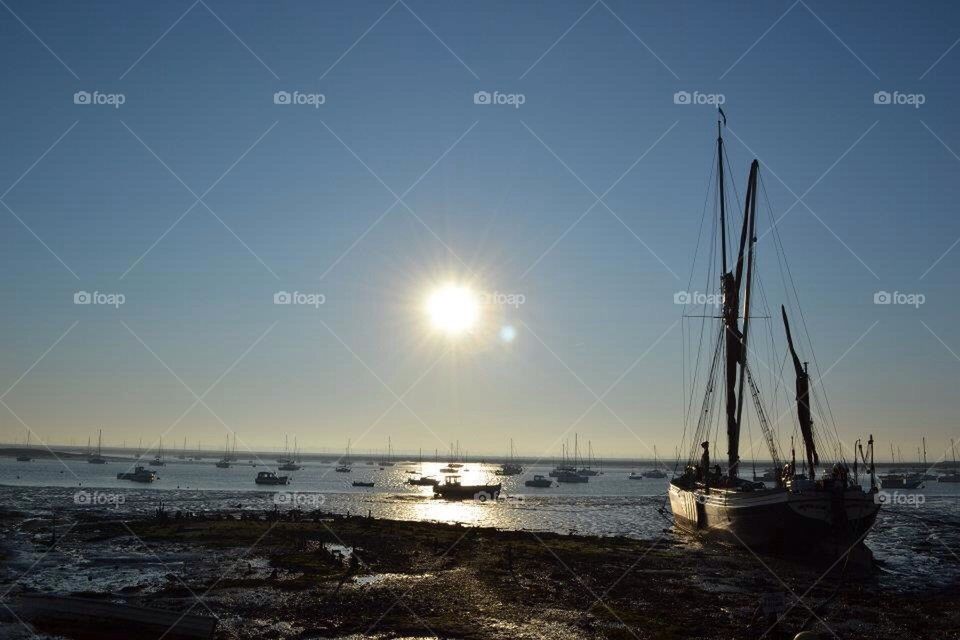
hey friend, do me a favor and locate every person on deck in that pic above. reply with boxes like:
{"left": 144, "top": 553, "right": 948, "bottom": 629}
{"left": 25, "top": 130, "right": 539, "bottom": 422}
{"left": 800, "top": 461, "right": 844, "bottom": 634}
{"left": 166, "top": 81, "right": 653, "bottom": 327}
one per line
{"left": 699, "top": 442, "right": 710, "bottom": 482}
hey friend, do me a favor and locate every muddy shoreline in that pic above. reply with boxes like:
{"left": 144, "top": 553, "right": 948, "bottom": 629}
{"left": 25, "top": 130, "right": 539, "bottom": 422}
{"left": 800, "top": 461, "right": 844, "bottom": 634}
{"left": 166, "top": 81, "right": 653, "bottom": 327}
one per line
{"left": 1, "top": 506, "right": 958, "bottom": 639}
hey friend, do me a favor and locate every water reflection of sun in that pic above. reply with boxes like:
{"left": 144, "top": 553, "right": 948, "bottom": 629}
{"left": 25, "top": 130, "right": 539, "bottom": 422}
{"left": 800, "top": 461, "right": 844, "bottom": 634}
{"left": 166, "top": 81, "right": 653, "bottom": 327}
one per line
{"left": 406, "top": 463, "right": 504, "bottom": 527}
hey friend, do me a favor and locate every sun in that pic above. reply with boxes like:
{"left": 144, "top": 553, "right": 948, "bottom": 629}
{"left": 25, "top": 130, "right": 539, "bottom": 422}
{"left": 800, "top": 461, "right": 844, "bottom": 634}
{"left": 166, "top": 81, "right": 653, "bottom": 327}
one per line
{"left": 426, "top": 285, "right": 480, "bottom": 335}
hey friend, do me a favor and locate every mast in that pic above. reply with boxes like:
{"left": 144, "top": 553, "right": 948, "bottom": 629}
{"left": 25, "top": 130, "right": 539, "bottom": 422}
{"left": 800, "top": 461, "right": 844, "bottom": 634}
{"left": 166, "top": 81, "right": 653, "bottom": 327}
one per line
{"left": 721, "top": 158, "right": 758, "bottom": 479}
{"left": 717, "top": 114, "right": 728, "bottom": 273}
{"left": 782, "top": 305, "right": 818, "bottom": 480}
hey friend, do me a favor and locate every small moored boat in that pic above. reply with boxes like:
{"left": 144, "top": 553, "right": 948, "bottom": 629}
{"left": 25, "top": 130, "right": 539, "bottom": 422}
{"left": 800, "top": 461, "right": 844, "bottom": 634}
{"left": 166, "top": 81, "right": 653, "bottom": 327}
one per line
{"left": 117, "top": 466, "right": 157, "bottom": 483}
{"left": 254, "top": 471, "right": 289, "bottom": 485}
{"left": 407, "top": 476, "right": 439, "bottom": 486}
{"left": 433, "top": 475, "right": 501, "bottom": 501}
{"left": 524, "top": 475, "right": 552, "bottom": 488}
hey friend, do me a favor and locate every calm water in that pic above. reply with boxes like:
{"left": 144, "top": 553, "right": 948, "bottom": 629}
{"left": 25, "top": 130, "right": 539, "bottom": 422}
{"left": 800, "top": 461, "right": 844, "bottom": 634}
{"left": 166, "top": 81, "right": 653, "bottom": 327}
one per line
{"left": 2, "top": 457, "right": 959, "bottom": 591}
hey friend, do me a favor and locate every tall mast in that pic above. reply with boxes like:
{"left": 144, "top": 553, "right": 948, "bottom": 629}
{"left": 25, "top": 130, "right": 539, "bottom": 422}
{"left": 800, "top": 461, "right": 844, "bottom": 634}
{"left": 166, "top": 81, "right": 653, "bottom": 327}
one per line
{"left": 717, "top": 114, "right": 728, "bottom": 273}
{"left": 734, "top": 162, "right": 759, "bottom": 437}
{"left": 722, "top": 159, "right": 758, "bottom": 479}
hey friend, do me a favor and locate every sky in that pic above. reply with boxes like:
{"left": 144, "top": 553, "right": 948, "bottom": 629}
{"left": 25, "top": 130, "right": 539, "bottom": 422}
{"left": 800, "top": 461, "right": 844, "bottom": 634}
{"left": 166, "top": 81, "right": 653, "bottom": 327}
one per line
{"left": 1, "top": 0, "right": 959, "bottom": 464}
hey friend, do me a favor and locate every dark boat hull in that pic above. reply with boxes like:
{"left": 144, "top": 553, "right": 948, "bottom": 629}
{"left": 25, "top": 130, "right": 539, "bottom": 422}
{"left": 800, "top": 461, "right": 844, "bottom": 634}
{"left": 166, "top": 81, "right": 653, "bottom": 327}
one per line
{"left": 433, "top": 483, "right": 501, "bottom": 501}
{"left": 668, "top": 481, "right": 880, "bottom": 551}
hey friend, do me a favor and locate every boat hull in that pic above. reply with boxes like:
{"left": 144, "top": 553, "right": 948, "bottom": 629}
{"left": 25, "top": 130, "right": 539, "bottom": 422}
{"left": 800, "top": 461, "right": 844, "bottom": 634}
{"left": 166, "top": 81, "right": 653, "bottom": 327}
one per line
{"left": 668, "top": 481, "right": 879, "bottom": 551}
{"left": 433, "top": 483, "right": 501, "bottom": 501}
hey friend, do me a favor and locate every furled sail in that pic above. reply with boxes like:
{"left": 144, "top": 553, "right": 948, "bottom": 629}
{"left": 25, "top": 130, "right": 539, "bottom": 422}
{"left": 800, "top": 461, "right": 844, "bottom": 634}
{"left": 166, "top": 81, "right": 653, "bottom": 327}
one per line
{"left": 781, "top": 305, "right": 818, "bottom": 479}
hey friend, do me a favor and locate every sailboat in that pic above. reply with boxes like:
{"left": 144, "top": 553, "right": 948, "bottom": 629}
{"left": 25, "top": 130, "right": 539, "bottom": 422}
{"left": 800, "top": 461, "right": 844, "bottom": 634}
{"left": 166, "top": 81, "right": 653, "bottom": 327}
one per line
{"left": 577, "top": 440, "right": 599, "bottom": 476}
{"left": 549, "top": 439, "right": 578, "bottom": 478}
{"left": 557, "top": 435, "right": 588, "bottom": 483}
{"left": 149, "top": 437, "right": 166, "bottom": 466}
{"left": 880, "top": 443, "right": 922, "bottom": 489}
{"left": 939, "top": 438, "right": 960, "bottom": 482}
{"left": 16, "top": 430, "right": 32, "bottom": 462}
{"left": 177, "top": 436, "right": 187, "bottom": 460}
{"left": 378, "top": 437, "right": 395, "bottom": 467}
{"left": 408, "top": 447, "right": 438, "bottom": 485}
{"left": 495, "top": 439, "right": 523, "bottom": 476}
{"left": 336, "top": 439, "right": 352, "bottom": 473}
{"left": 668, "top": 115, "right": 880, "bottom": 551}
{"left": 215, "top": 435, "right": 231, "bottom": 468}
{"left": 278, "top": 436, "right": 302, "bottom": 471}
{"left": 88, "top": 429, "right": 107, "bottom": 464}
{"left": 918, "top": 438, "right": 936, "bottom": 480}
{"left": 642, "top": 446, "right": 667, "bottom": 479}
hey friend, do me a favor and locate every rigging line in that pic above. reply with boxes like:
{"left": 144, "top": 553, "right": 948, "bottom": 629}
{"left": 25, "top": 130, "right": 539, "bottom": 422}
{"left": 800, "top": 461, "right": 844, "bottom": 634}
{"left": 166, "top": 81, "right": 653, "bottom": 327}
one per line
{"left": 685, "top": 193, "right": 719, "bottom": 429}
{"left": 721, "top": 141, "right": 745, "bottom": 248}
{"left": 686, "top": 146, "right": 719, "bottom": 293}
{"left": 760, "top": 174, "right": 842, "bottom": 445}
{"left": 760, "top": 173, "right": 845, "bottom": 462}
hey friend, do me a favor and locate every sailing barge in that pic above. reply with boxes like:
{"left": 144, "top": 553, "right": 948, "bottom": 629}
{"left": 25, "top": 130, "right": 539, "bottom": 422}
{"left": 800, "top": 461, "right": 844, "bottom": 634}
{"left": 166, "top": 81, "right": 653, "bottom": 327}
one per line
{"left": 668, "top": 115, "right": 880, "bottom": 552}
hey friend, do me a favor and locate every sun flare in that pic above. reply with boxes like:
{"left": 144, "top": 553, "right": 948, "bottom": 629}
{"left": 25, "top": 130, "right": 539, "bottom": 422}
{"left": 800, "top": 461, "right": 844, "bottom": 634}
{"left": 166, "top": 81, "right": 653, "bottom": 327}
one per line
{"left": 426, "top": 285, "right": 480, "bottom": 335}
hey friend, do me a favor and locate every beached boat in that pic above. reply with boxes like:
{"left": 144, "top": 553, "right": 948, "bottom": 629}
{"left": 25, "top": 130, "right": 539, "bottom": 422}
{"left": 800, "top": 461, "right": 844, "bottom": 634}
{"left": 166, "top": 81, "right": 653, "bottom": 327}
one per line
{"left": 433, "top": 475, "right": 501, "bottom": 501}
{"left": 117, "top": 466, "right": 157, "bottom": 483}
{"left": 255, "top": 471, "right": 289, "bottom": 485}
{"left": 668, "top": 115, "right": 880, "bottom": 552}
{"left": 524, "top": 475, "right": 552, "bottom": 488}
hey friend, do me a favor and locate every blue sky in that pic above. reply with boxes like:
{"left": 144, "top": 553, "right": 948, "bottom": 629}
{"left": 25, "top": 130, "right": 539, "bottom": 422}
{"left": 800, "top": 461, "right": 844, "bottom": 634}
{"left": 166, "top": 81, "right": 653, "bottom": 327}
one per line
{"left": 1, "top": 0, "right": 959, "bottom": 463}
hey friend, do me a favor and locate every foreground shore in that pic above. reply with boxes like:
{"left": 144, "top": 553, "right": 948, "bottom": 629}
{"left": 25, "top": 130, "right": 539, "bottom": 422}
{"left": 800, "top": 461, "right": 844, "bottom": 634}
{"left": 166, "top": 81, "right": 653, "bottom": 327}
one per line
{"left": 1, "top": 505, "right": 958, "bottom": 639}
